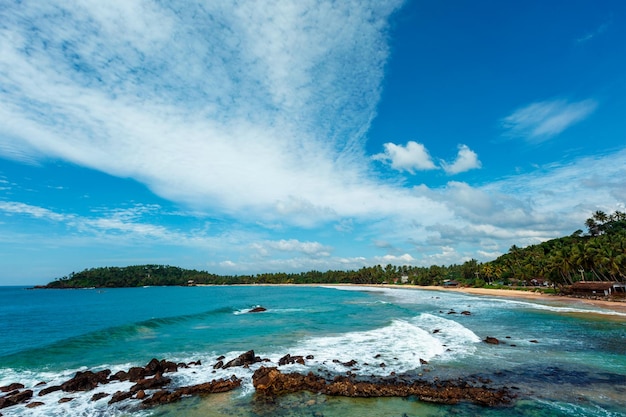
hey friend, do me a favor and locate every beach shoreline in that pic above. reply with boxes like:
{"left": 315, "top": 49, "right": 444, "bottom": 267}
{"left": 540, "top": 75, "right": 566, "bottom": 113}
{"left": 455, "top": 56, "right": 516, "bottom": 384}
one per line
{"left": 349, "top": 284, "right": 626, "bottom": 315}
{"left": 212, "top": 282, "right": 626, "bottom": 315}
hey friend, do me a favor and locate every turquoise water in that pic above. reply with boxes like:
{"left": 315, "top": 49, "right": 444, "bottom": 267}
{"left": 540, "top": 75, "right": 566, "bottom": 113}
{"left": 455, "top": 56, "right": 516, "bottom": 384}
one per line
{"left": 0, "top": 285, "right": 624, "bottom": 416}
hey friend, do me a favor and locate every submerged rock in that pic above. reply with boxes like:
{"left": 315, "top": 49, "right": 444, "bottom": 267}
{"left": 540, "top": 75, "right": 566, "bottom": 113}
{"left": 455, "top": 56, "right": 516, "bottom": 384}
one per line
{"left": 248, "top": 306, "right": 267, "bottom": 313}
{"left": 142, "top": 377, "right": 242, "bottom": 407}
{"left": 90, "top": 392, "right": 109, "bottom": 402}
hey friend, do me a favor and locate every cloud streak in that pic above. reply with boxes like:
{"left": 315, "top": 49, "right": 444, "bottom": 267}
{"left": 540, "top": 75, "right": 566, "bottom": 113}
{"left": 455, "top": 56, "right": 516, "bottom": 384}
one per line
{"left": 501, "top": 99, "right": 598, "bottom": 142}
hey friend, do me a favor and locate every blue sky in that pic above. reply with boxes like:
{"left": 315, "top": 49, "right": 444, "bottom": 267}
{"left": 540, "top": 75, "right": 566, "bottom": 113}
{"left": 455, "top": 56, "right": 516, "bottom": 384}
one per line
{"left": 1, "top": 0, "right": 624, "bottom": 285}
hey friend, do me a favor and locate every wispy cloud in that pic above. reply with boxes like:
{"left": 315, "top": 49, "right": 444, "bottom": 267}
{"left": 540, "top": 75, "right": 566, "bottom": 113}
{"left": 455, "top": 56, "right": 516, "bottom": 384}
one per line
{"left": 441, "top": 145, "right": 481, "bottom": 175}
{"left": 501, "top": 99, "right": 598, "bottom": 142}
{"left": 576, "top": 21, "right": 611, "bottom": 44}
{"left": 0, "top": 201, "right": 71, "bottom": 222}
{"left": 0, "top": 0, "right": 406, "bottom": 226}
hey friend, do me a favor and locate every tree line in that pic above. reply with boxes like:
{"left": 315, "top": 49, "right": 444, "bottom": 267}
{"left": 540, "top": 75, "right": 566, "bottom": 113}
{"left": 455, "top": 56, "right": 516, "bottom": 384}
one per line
{"left": 44, "top": 210, "right": 625, "bottom": 289}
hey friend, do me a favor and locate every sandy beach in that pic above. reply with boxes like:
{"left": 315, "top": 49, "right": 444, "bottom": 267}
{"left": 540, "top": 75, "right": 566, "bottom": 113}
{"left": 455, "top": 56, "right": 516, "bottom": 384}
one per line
{"left": 364, "top": 284, "right": 626, "bottom": 315}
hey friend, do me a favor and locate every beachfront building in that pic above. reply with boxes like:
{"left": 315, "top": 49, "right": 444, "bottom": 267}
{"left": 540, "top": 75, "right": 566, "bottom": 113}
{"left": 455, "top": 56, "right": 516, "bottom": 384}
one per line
{"left": 571, "top": 281, "right": 626, "bottom": 297}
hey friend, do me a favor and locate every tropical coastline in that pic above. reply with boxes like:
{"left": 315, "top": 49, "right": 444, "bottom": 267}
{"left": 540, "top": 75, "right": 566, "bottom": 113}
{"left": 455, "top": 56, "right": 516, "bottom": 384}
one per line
{"left": 1, "top": 284, "right": 625, "bottom": 416}
{"left": 373, "top": 285, "right": 626, "bottom": 315}
{"left": 228, "top": 283, "right": 626, "bottom": 316}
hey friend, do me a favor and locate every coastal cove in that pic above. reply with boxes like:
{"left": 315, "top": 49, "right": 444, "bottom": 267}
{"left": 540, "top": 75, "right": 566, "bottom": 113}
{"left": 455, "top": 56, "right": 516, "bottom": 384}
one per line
{"left": 1, "top": 285, "right": 625, "bottom": 416}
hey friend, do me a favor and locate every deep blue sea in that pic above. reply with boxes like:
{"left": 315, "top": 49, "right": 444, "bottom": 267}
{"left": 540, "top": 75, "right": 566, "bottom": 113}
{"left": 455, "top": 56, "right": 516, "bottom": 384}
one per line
{"left": 1, "top": 285, "right": 624, "bottom": 416}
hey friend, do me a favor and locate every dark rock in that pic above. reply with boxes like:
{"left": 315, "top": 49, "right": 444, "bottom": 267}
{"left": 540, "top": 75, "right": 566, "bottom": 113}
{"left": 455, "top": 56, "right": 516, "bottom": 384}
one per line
{"left": 252, "top": 367, "right": 514, "bottom": 406}
{"left": 306, "top": 355, "right": 314, "bottom": 360}
{"left": 90, "top": 392, "right": 109, "bottom": 401}
{"left": 25, "top": 402, "right": 45, "bottom": 408}
{"left": 39, "top": 385, "right": 62, "bottom": 396}
{"left": 35, "top": 381, "right": 47, "bottom": 387}
{"left": 135, "top": 390, "right": 146, "bottom": 400}
{"left": 0, "top": 390, "right": 33, "bottom": 409}
{"left": 58, "top": 397, "right": 74, "bottom": 403}
{"left": 108, "top": 390, "right": 133, "bottom": 405}
{"left": 144, "top": 358, "right": 177, "bottom": 376}
{"left": 484, "top": 337, "right": 500, "bottom": 345}
{"left": 461, "top": 311, "right": 471, "bottom": 316}
{"left": 279, "top": 354, "right": 306, "bottom": 366}
{"left": 110, "top": 370, "right": 129, "bottom": 381}
{"left": 213, "top": 360, "right": 224, "bottom": 369}
{"left": 248, "top": 306, "right": 267, "bottom": 313}
{"left": 130, "top": 375, "right": 171, "bottom": 392}
{"left": 0, "top": 383, "right": 24, "bottom": 393}
{"left": 223, "top": 350, "right": 261, "bottom": 369}
{"left": 419, "top": 359, "right": 429, "bottom": 365}
{"left": 160, "top": 360, "right": 179, "bottom": 373}
{"left": 216, "top": 356, "right": 225, "bottom": 361}
{"left": 433, "top": 329, "right": 441, "bottom": 334}
{"left": 127, "top": 367, "right": 146, "bottom": 382}
{"left": 61, "top": 370, "right": 111, "bottom": 392}
{"left": 529, "top": 340, "right": 539, "bottom": 343}
{"left": 145, "top": 358, "right": 161, "bottom": 375}
{"left": 142, "top": 378, "right": 241, "bottom": 408}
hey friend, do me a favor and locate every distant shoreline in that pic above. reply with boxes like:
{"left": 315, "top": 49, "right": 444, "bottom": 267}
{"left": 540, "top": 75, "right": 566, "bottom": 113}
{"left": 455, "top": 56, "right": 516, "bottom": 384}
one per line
{"left": 343, "top": 284, "right": 626, "bottom": 316}
{"left": 197, "top": 282, "right": 626, "bottom": 316}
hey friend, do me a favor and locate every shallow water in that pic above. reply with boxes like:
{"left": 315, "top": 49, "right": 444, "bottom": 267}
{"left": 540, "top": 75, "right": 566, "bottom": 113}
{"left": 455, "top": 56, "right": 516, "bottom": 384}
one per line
{"left": 1, "top": 285, "right": 624, "bottom": 416}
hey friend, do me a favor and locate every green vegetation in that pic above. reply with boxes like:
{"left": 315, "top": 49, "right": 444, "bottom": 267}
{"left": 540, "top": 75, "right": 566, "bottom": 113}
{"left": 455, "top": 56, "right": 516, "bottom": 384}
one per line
{"left": 485, "top": 210, "right": 626, "bottom": 288}
{"left": 44, "top": 211, "right": 625, "bottom": 289}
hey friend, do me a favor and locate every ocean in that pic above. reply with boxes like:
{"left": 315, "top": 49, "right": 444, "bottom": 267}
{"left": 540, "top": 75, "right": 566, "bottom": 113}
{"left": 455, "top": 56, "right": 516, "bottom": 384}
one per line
{"left": 0, "top": 285, "right": 624, "bottom": 416}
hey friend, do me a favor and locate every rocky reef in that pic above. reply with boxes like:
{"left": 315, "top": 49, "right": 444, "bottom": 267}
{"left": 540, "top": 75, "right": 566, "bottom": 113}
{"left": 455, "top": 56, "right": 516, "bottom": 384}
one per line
{"left": 1, "top": 348, "right": 517, "bottom": 414}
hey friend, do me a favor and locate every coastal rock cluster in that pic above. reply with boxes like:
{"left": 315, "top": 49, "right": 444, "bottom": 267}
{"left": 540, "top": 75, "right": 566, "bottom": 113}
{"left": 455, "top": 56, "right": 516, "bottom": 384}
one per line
{"left": 0, "top": 349, "right": 516, "bottom": 414}
{"left": 0, "top": 358, "right": 240, "bottom": 413}
{"left": 253, "top": 367, "right": 514, "bottom": 406}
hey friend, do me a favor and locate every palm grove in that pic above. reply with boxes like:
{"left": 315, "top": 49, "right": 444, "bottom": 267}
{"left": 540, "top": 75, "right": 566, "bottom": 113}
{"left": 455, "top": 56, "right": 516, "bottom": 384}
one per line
{"left": 45, "top": 211, "right": 626, "bottom": 289}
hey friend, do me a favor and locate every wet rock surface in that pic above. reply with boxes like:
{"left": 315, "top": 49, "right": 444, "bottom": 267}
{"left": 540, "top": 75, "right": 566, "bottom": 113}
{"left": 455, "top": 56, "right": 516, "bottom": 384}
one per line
{"left": 252, "top": 367, "right": 515, "bottom": 406}
{"left": 1, "top": 352, "right": 520, "bottom": 412}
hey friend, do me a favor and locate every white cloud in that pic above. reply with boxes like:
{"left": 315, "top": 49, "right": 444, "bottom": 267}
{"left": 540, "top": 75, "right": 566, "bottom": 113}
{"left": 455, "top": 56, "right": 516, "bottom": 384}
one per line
{"left": 501, "top": 98, "right": 598, "bottom": 142}
{"left": 372, "top": 141, "right": 437, "bottom": 173}
{"left": 252, "top": 239, "right": 332, "bottom": 257}
{"left": 441, "top": 145, "right": 481, "bottom": 175}
{"left": 0, "top": 201, "right": 71, "bottom": 222}
{"left": 0, "top": 0, "right": 413, "bottom": 226}
{"left": 374, "top": 253, "right": 416, "bottom": 264}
